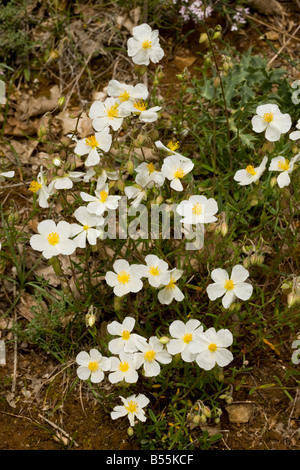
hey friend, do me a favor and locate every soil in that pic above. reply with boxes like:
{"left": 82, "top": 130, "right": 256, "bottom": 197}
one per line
{"left": 0, "top": 0, "right": 300, "bottom": 451}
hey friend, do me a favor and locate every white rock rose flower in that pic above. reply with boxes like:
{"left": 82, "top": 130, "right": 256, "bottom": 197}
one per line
{"left": 176, "top": 195, "right": 218, "bottom": 224}
{"left": 105, "top": 259, "right": 144, "bottom": 297}
{"left": 111, "top": 394, "right": 150, "bottom": 427}
{"left": 76, "top": 349, "right": 111, "bottom": 383}
{"left": 74, "top": 129, "right": 112, "bottom": 167}
{"left": 206, "top": 264, "right": 253, "bottom": 309}
{"left": 234, "top": 156, "right": 268, "bottom": 186}
{"left": 127, "top": 23, "right": 164, "bottom": 66}
{"left": 30, "top": 220, "right": 77, "bottom": 259}
{"left": 251, "top": 103, "right": 291, "bottom": 142}
{"left": 167, "top": 319, "right": 204, "bottom": 362}
{"left": 133, "top": 336, "right": 172, "bottom": 377}
{"left": 269, "top": 154, "right": 299, "bottom": 188}
{"left": 157, "top": 268, "right": 184, "bottom": 305}
{"left": 189, "top": 327, "right": 234, "bottom": 370}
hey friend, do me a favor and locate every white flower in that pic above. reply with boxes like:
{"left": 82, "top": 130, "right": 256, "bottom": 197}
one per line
{"left": 105, "top": 259, "right": 144, "bottom": 297}
{"left": 70, "top": 206, "right": 104, "bottom": 248}
{"left": 176, "top": 195, "right": 218, "bottom": 224}
{"left": 135, "top": 162, "right": 165, "bottom": 188}
{"left": 0, "top": 170, "right": 14, "bottom": 182}
{"left": 269, "top": 154, "right": 299, "bottom": 188}
{"left": 141, "top": 254, "right": 170, "bottom": 288}
{"left": 111, "top": 393, "right": 150, "bottom": 427}
{"left": 127, "top": 23, "right": 164, "bottom": 66}
{"left": 124, "top": 185, "right": 147, "bottom": 208}
{"left": 234, "top": 156, "right": 268, "bottom": 186}
{"left": 76, "top": 349, "right": 111, "bottom": 383}
{"left": 108, "top": 352, "right": 139, "bottom": 384}
{"left": 289, "top": 119, "right": 300, "bottom": 141}
{"left": 107, "top": 316, "right": 145, "bottom": 354}
{"left": 134, "top": 336, "right": 172, "bottom": 377}
{"left": 251, "top": 104, "right": 291, "bottom": 142}
{"left": 161, "top": 154, "right": 194, "bottom": 191}
{"left": 89, "top": 97, "right": 130, "bottom": 131}
{"left": 206, "top": 265, "right": 253, "bottom": 309}
{"left": 167, "top": 319, "right": 203, "bottom": 362}
{"left": 74, "top": 129, "right": 112, "bottom": 167}
{"left": 155, "top": 140, "right": 189, "bottom": 160}
{"left": 80, "top": 183, "right": 121, "bottom": 216}
{"left": 157, "top": 268, "right": 184, "bottom": 305}
{"left": 122, "top": 99, "right": 161, "bottom": 122}
{"left": 28, "top": 166, "right": 51, "bottom": 208}
{"left": 30, "top": 219, "right": 77, "bottom": 259}
{"left": 189, "top": 327, "right": 234, "bottom": 370}
{"left": 83, "top": 168, "right": 96, "bottom": 182}
{"left": 48, "top": 171, "right": 85, "bottom": 192}
{"left": 107, "top": 80, "right": 148, "bottom": 104}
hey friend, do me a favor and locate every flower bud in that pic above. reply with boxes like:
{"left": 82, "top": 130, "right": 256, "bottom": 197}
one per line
{"left": 221, "top": 222, "right": 228, "bottom": 237}
{"left": 48, "top": 256, "right": 63, "bottom": 276}
{"left": 86, "top": 313, "right": 96, "bottom": 327}
{"left": 270, "top": 176, "right": 277, "bottom": 188}
{"left": 127, "top": 426, "right": 134, "bottom": 436}
{"left": 114, "top": 296, "right": 123, "bottom": 312}
{"left": 243, "top": 257, "right": 251, "bottom": 269}
{"left": 213, "top": 77, "right": 220, "bottom": 88}
{"left": 287, "top": 292, "right": 297, "bottom": 308}
{"left": 52, "top": 157, "right": 62, "bottom": 167}
{"left": 58, "top": 96, "right": 65, "bottom": 107}
{"left": 156, "top": 195, "right": 164, "bottom": 205}
{"left": 199, "top": 414, "right": 207, "bottom": 423}
{"left": 38, "top": 125, "right": 47, "bottom": 139}
{"left": 199, "top": 33, "right": 208, "bottom": 44}
{"left": 117, "top": 179, "right": 125, "bottom": 192}
{"left": 192, "top": 415, "right": 202, "bottom": 425}
{"left": 212, "top": 31, "right": 221, "bottom": 40}
{"left": 292, "top": 145, "right": 299, "bottom": 154}
{"left": 202, "top": 406, "right": 211, "bottom": 419}
{"left": 126, "top": 160, "right": 134, "bottom": 175}
{"left": 159, "top": 336, "right": 170, "bottom": 345}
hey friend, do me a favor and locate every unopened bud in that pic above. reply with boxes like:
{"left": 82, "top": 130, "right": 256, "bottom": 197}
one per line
{"left": 193, "top": 415, "right": 202, "bottom": 425}
{"left": 52, "top": 157, "right": 62, "bottom": 167}
{"left": 199, "top": 414, "right": 207, "bottom": 423}
{"left": 114, "top": 296, "right": 123, "bottom": 312}
{"left": 292, "top": 145, "right": 299, "bottom": 154}
{"left": 58, "top": 96, "right": 65, "bottom": 107}
{"left": 134, "top": 135, "right": 146, "bottom": 148}
{"left": 212, "top": 31, "right": 221, "bottom": 40}
{"left": 38, "top": 125, "right": 47, "bottom": 139}
{"left": 117, "top": 179, "right": 125, "bottom": 192}
{"left": 48, "top": 256, "right": 63, "bottom": 276}
{"left": 226, "top": 396, "right": 233, "bottom": 405}
{"left": 243, "top": 257, "right": 251, "bottom": 269}
{"left": 228, "top": 301, "right": 241, "bottom": 312}
{"left": 270, "top": 176, "right": 277, "bottom": 188}
{"left": 126, "top": 160, "right": 134, "bottom": 175}
{"left": 250, "top": 198, "right": 258, "bottom": 206}
{"left": 213, "top": 77, "right": 220, "bottom": 88}
{"left": 221, "top": 222, "right": 228, "bottom": 237}
{"left": 159, "top": 336, "right": 170, "bottom": 345}
{"left": 127, "top": 426, "right": 134, "bottom": 436}
{"left": 202, "top": 406, "right": 211, "bottom": 419}
{"left": 287, "top": 292, "right": 297, "bottom": 308}
{"left": 199, "top": 33, "right": 208, "bottom": 44}
{"left": 156, "top": 195, "right": 164, "bottom": 205}
{"left": 86, "top": 313, "right": 96, "bottom": 327}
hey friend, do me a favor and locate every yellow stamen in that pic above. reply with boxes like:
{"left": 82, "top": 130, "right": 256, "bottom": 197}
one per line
{"left": 208, "top": 343, "right": 217, "bottom": 353}
{"left": 106, "top": 104, "right": 119, "bottom": 119}
{"left": 278, "top": 158, "right": 289, "bottom": 171}
{"left": 122, "top": 330, "right": 131, "bottom": 341}
{"left": 167, "top": 141, "right": 180, "bottom": 152}
{"left": 117, "top": 271, "right": 130, "bottom": 284}
{"left": 85, "top": 135, "right": 99, "bottom": 149}
{"left": 133, "top": 99, "right": 147, "bottom": 112}
{"left": 149, "top": 266, "right": 160, "bottom": 276}
{"left": 83, "top": 225, "right": 89, "bottom": 231}
{"left": 192, "top": 203, "right": 202, "bottom": 215}
{"left": 144, "top": 350, "right": 156, "bottom": 362}
{"left": 125, "top": 400, "right": 138, "bottom": 413}
{"left": 47, "top": 232, "right": 60, "bottom": 246}
{"left": 166, "top": 276, "right": 176, "bottom": 290}
{"left": 118, "top": 90, "right": 130, "bottom": 102}
{"left": 99, "top": 190, "right": 108, "bottom": 203}
{"left": 29, "top": 181, "right": 42, "bottom": 193}
{"left": 183, "top": 333, "right": 193, "bottom": 344}
{"left": 263, "top": 112, "right": 274, "bottom": 123}
{"left": 173, "top": 167, "right": 185, "bottom": 179}
{"left": 142, "top": 40, "right": 152, "bottom": 49}
{"left": 88, "top": 361, "right": 99, "bottom": 372}
{"left": 224, "top": 279, "right": 234, "bottom": 290}
{"left": 147, "top": 162, "right": 155, "bottom": 173}
{"left": 119, "top": 361, "right": 129, "bottom": 372}
{"left": 246, "top": 165, "right": 256, "bottom": 176}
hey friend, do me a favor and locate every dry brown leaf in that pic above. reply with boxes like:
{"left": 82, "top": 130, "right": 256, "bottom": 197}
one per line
{"left": 174, "top": 56, "right": 197, "bottom": 71}
{"left": 35, "top": 265, "right": 61, "bottom": 287}
{"left": 19, "top": 85, "right": 60, "bottom": 119}
{"left": 56, "top": 110, "right": 93, "bottom": 137}
{"left": 246, "top": 0, "right": 284, "bottom": 16}
{"left": 18, "top": 293, "right": 48, "bottom": 321}
{"left": 261, "top": 31, "right": 280, "bottom": 41}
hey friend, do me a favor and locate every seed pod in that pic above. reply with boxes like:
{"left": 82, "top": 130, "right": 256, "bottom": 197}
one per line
{"left": 199, "top": 33, "right": 208, "bottom": 44}
{"left": 159, "top": 336, "right": 170, "bottom": 345}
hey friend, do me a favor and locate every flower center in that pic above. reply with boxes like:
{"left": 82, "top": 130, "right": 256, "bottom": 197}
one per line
{"left": 122, "top": 330, "right": 131, "bottom": 341}
{"left": 208, "top": 343, "right": 217, "bottom": 353}
{"left": 224, "top": 279, "right": 234, "bottom": 290}
{"left": 85, "top": 135, "right": 99, "bottom": 149}
{"left": 125, "top": 400, "right": 138, "bottom": 413}
{"left": 144, "top": 350, "right": 156, "bottom": 362}
{"left": 47, "top": 232, "right": 60, "bottom": 246}
{"left": 192, "top": 203, "right": 202, "bottom": 215}
{"left": 183, "top": 333, "right": 193, "bottom": 344}
{"left": 99, "top": 190, "right": 108, "bottom": 203}
{"left": 278, "top": 158, "right": 289, "bottom": 171}
{"left": 88, "top": 361, "right": 99, "bottom": 372}
{"left": 166, "top": 276, "right": 176, "bottom": 290}
{"left": 119, "top": 361, "right": 129, "bottom": 372}
{"left": 142, "top": 40, "right": 152, "bottom": 49}
{"left": 106, "top": 104, "right": 119, "bottom": 119}
{"left": 29, "top": 181, "right": 42, "bottom": 193}
{"left": 117, "top": 271, "right": 130, "bottom": 284}
{"left": 149, "top": 266, "right": 160, "bottom": 276}
{"left": 118, "top": 90, "right": 130, "bottom": 102}
{"left": 167, "top": 141, "right": 180, "bottom": 152}
{"left": 173, "top": 167, "right": 185, "bottom": 179}
{"left": 147, "top": 162, "right": 155, "bottom": 173}
{"left": 133, "top": 99, "right": 147, "bottom": 112}
{"left": 83, "top": 225, "right": 89, "bottom": 231}
{"left": 263, "top": 112, "right": 274, "bottom": 123}
{"left": 246, "top": 165, "right": 256, "bottom": 176}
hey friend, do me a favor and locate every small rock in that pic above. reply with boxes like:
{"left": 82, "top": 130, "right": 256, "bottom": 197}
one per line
{"left": 225, "top": 403, "right": 253, "bottom": 423}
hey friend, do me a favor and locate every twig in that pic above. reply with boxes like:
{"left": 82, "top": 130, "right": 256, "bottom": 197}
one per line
{"left": 245, "top": 13, "right": 300, "bottom": 44}
{"left": 38, "top": 413, "right": 79, "bottom": 447}
{"left": 267, "top": 25, "right": 300, "bottom": 68}
{"left": 11, "top": 270, "right": 18, "bottom": 396}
